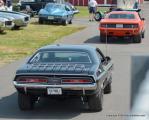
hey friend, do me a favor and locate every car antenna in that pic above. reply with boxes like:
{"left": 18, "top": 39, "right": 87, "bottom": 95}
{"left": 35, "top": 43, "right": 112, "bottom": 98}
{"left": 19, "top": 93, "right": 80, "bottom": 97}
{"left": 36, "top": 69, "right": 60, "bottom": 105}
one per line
{"left": 105, "top": 24, "right": 108, "bottom": 58}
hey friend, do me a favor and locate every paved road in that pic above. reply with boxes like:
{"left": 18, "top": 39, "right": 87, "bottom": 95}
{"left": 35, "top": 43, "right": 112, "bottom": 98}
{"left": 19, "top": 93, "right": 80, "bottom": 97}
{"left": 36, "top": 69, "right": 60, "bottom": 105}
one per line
{"left": 0, "top": 2, "right": 149, "bottom": 120}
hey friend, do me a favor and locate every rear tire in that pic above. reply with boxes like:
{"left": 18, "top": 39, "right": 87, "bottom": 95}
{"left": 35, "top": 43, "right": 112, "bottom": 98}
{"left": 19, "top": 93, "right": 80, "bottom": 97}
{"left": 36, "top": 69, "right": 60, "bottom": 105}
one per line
{"left": 69, "top": 19, "right": 72, "bottom": 24}
{"left": 133, "top": 34, "right": 141, "bottom": 43}
{"left": 0, "top": 29, "right": 4, "bottom": 33}
{"left": 104, "top": 83, "right": 112, "bottom": 94}
{"left": 13, "top": 26, "right": 20, "bottom": 30}
{"left": 88, "top": 89, "right": 103, "bottom": 112}
{"left": 142, "top": 31, "right": 145, "bottom": 38}
{"left": 18, "top": 93, "right": 34, "bottom": 111}
{"left": 100, "top": 34, "right": 106, "bottom": 43}
{"left": 39, "top": 18, "right": 43, "bottom": 24}
{"left": 94, "top": 12, "right": 102, "bottom": 21}
{"left": 62, "top": 19, "right": 68, "bottom": 26}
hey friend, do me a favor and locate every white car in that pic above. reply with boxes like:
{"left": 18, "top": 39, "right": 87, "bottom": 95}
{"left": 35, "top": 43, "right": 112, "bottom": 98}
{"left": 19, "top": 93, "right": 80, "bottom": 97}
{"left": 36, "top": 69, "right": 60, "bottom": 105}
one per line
{"left": 0, "top": 10, "right": 30, "bottom": 29}
{"left": 0, "top": 16, "right": 14, "bottom": 33}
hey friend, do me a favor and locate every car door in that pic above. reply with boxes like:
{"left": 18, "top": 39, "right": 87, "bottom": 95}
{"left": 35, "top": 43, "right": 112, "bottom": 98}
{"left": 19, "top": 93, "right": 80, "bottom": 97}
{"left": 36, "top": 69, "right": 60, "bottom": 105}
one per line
{"left": 96, "top": 48, "right": 113, "bottom": 88}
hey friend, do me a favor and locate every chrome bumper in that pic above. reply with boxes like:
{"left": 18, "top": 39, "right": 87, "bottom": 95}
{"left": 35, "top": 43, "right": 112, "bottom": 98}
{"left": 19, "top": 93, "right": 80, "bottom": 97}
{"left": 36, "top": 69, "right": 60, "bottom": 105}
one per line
{"left": 13, "top": 81, "right": 97, "bottom": 91}
{"left": 0, "top": 22, "right": 14, "bottom": 30}
{"left": 0, "top": 22, "right": 5, "bottom": 30}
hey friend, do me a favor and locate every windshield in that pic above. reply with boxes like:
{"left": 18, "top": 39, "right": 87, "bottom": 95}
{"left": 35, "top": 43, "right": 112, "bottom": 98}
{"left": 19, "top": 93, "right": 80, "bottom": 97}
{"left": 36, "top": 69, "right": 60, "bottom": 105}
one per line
{"left": 21, "top": 0, "right": 35, "bottom": 2}
{"left": 108, "top": 14, "right": 135, "bottom": 19}
{"left": 45, "top": 4, "right": 65, "bottom": 11}
{"left": 29, "top": 51, "right": 91, "bottom": 63}
{"left": 21, "top": 0, "right": 54, "bottom": 2}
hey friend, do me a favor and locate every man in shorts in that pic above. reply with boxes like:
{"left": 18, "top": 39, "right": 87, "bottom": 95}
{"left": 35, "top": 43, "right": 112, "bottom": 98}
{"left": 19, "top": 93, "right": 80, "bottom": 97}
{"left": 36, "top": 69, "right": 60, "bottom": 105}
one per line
{"left": 88, "top": 0, "right": 98, "bottom": 21}
{"left": 0, "top": 0, "right": 5, "bottom": 10}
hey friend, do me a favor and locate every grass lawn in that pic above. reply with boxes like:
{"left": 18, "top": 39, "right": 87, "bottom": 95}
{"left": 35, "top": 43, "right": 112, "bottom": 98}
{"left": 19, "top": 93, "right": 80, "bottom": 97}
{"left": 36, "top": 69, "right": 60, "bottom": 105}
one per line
{"left": 0, "top": 19, "right": 85, "bottom": 66}
{"left": 76, "top": 6, "right": 109, "bottom": 18}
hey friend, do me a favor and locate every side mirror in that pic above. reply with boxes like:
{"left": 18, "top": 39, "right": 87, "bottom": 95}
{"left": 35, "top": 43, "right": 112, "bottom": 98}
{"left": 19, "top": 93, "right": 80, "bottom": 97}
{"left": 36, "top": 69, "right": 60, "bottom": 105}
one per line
{"left": 141, "top": 18, "right": 145, "bottom": 21}
{"left": 65, "top": 6, "right": 70, "bottom": 11}
{"left": 105, "top": 56, "right": 111, "bottom": 62}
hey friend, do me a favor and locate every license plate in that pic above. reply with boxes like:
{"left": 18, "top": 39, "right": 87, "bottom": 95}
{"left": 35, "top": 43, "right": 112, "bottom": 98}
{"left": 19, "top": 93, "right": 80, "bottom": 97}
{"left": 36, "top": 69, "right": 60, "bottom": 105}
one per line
{"left": 116, "top": 24, "right": 123, "bottom": 28}
{"left": 48, "top": 16, "right": 54, "bottom": 20}
{"left": 47, "top": 88, "right": 62, "bottom": 95}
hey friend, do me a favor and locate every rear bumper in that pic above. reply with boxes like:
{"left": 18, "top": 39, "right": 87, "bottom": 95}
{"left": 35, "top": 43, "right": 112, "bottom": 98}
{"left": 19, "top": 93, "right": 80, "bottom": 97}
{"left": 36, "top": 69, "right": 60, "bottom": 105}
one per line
{"left": 100, "top": 28, "right": 140, "bottom": 36}
{"left": 14, "top": 81, "right": 98, "bottom": 96}
{"left": 39, "top": 17, "right": 66, "bottom": 23}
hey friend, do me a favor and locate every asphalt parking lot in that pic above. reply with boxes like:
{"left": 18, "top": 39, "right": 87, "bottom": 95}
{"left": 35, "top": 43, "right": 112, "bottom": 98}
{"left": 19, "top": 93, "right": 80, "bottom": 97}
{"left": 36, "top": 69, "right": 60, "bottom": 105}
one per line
{"left": 0, "top": 1, "right": 149, "bottom": 120}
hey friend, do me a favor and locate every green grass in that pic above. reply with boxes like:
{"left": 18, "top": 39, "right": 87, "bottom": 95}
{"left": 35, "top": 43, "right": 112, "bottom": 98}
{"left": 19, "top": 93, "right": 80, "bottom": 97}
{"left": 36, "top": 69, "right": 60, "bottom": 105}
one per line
{"left": 0, "top": 19, "right": 85, "bottom": 66}
{"left": 75, "top": 6, "right": 109, "bottom": 18}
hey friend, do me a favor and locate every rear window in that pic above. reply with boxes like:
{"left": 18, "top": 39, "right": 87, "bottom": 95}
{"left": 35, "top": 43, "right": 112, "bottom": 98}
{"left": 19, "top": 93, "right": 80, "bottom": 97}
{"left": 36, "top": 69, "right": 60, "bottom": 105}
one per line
{"left": 108, "top": 14, "right": 135, "bottom": 19}
{"left": 45, "top": 4, "right": 65, "bottom": 11}
{"left": 29, "top": 51, "right": 91, "bottom": 63}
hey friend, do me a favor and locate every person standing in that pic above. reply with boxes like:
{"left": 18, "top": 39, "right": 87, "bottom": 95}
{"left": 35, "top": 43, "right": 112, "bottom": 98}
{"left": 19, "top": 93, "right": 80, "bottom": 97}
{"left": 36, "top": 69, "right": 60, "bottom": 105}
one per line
{"left": 6, "top": 0, "right": 12, "bottom": 11}
{"left": 133, "top": 0, "right": 139, "bottom": 9}
{"left": 88, "top": 0, "right": 98, "bottom": 21}
{"left": 0, "top": 0, "right": 5, "bottom": 10}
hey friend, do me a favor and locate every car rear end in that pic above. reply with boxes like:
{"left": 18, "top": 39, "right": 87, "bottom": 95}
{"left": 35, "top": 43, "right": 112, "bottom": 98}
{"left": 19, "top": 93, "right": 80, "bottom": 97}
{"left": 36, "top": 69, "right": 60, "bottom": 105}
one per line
{"left": 14, "top": 73, "right": 97, "bottom": 97}
{"left": 100, "top": 20, "right": 140, "bottom": 37}
{"left": 13, "top": 48, "right": 102, "bottom": 111}
{"left": 99, "top": 11, "right": 141, "bottom": 40}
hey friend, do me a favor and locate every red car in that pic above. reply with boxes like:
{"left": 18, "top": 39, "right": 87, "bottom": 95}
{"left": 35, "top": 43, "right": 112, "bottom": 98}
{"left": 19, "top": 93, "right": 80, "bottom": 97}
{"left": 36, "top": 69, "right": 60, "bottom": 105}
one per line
{"left": 99, "top": 11, "right": 145, "bottom": 43}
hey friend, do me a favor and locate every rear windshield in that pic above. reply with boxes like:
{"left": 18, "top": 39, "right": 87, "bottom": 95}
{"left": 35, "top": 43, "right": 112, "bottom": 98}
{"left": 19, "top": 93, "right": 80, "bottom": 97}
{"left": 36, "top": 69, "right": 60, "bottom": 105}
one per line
{"left": 29, "top": 51, "right": 91, "bottom": 63}
{"left": 108, "top": 14, "right": 135, "bottom": 19}
{"left": 45, "top": 4, "right": 65, "bottom": 11}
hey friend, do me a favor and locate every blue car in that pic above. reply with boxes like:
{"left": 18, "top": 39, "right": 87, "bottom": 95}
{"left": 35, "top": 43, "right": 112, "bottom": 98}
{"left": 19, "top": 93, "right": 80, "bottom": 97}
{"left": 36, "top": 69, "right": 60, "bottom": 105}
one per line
{"left": 38, "top": 3, "right": 74, "bottom": 25}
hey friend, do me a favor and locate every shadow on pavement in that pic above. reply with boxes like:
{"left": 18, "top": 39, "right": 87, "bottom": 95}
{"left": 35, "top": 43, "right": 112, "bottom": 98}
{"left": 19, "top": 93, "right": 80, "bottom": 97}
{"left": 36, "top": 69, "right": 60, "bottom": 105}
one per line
{"left": 31, "top": 21, "right": 65, "bottom": 26}
{"left": 0, "top": 92, "right": 89, "bottom": 119}
{"left": 85, "top": 35, "right": 133, "bottom": 44}
{"left": 131, "top": 56, "right": 149, "bottom": 109}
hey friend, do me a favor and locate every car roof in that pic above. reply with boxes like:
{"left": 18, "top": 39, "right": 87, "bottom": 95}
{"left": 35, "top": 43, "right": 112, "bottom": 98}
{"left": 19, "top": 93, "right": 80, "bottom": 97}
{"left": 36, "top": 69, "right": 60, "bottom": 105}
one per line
{"left": 38, "top": 44, "right": 96, "bottom": 52}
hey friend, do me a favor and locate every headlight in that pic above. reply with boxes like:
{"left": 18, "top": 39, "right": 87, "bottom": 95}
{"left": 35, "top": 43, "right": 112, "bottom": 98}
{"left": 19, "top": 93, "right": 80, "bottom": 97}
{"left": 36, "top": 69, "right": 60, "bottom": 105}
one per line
{"left": 5, "top": 21, "right": 12, "bottom": 26}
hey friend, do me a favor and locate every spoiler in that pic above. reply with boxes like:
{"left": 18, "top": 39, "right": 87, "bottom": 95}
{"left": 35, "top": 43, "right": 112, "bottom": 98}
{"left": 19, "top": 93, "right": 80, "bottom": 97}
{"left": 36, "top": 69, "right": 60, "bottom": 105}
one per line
{"left": 112, "top": 8, "right": 141, "bottom": 12}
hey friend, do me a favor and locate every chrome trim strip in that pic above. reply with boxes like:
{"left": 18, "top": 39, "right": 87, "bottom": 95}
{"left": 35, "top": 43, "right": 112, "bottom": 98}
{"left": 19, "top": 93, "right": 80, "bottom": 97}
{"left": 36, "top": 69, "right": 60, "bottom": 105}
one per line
{"left": 16, "top": 73, "right": 90, "bottom": 76}
{"left": 13, "top": 81, "right": 97, "bottom": 90}
{"left": 15, "top": 73, "right": 96, "bottom": 82}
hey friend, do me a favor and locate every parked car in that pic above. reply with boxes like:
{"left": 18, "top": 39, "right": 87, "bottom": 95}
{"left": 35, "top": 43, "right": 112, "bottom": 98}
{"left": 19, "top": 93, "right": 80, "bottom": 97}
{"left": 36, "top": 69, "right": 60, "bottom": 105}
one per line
{"left": 0, "top": 10, "right": 30, "bottom": 29}
{"left": 99, "top": 10, "right": 145, "bottom": 43}
{"left": 18, "top": 0, "right": 65, "bottom": 14}
{"left": 0, "top": 17, "right": 14, "bottom": 33}
{"left": 13, "top": 44, "right": 113, "bottom": 111}
{"left": 38, "top": 3, "right": 74, "bottom": 25}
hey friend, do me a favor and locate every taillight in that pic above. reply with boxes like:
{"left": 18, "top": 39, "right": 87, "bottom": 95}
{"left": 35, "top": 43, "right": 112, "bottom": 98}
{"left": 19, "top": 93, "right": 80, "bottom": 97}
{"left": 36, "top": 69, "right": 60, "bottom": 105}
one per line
{"left": 100, "top": 23, "right": 107, "bottom": 28}
{"left": 16, "top": 77, "right": 48, "bottom": 83}
{"left": 133, "top": 24, "right": 139, "bottom": 28}
{"left": 62, "top": 79, "right": 93, "bottom": 84}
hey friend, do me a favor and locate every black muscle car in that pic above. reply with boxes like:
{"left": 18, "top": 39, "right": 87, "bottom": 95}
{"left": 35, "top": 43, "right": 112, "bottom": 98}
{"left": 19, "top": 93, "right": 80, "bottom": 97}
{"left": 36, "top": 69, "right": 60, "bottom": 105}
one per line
{"left": 13, "top": 44, "right": 113, "bottom": 111}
